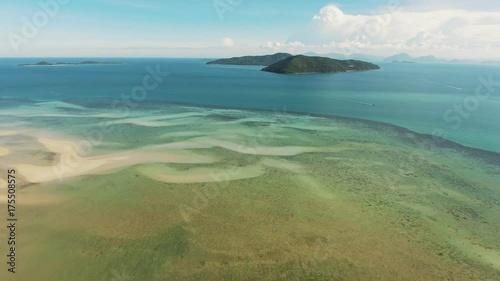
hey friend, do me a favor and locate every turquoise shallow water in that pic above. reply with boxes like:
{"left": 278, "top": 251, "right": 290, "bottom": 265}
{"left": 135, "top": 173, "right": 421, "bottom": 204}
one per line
{"left": 0, "top": 58, "right": 499, "bottom": 152}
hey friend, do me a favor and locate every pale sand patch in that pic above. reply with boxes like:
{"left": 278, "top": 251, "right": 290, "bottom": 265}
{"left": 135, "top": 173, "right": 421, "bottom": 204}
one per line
{"left": 37, "top": 137, "right": 79, "bottom": 154}
{"left": 212, "top": 125, "right": 289, "bottom": 140}
{"left": 158, "top": 131, "right": 207, "bottom": 139}
{"left": 216, "top": 117, "right": 276, "bottom": 125}
{"left": 207, "top": 108, "right": 245, "bottom": 113}
{"left": 0, "top": 121, "right": 30, "bottom": 128}
{"left": 277, "top": 124, "right": 339, "bottom": 132}
{"left": 36, "top": 101, "right": 87, "bottom": 110}
{"left": 136, "top": 165, "right": 264, "bottom": 184}
{"left": 0, "top": 127, "right": 120, "bottom": 159}
{"left": 36, "top": 136, "right": 124, "bottom": 153}
{"left": 0, "top": 108, "right": 123, "bottom": 119}
{"left": 0, "top": 112, "right": 122, "bottom": 119}
{"left": 0, "top": 146, "right": 9, "bottom": 156}
{"left": 14, "top": 136, "right": 217, "bottom": 183}
{"left": 0, "top": 146, "right": 10, "bottom": 157}
{"left": 153, "top": 112, "right": 208, "bottom": 120}
{"left": 154, "top": 137, "right": 367, "bottom": 156}
{"left": 154, "top": 137, "right": 347, "bottom": 156}
{"left": 107, "top": 112, "right": 207, "bottom": 127}
{"left": 0, "top": 178, "right": 6, "bottom": 189}
{"left": 104, "top": 113, "right": 207, "bottom": 127}
{"left": 205, "top": 108, "right": 248, "bottom": 116}
{"left": 16, "top": 150, "right": 216, "bottom": 184}
{"left": 0, "top": 130, "right": 17, "bottom": 136}
{"left": 157, "top": 127, "right": 288, "bottom": 140}
{"left": 138, "top": 158, "right": 309, "bottom": 184}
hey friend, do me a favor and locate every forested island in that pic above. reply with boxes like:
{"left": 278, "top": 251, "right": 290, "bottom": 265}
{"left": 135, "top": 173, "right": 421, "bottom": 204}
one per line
{"left": 206, "top": 53, "right": 292, "bottom": 66}
{"left": 18, "top": 61, "right": 123, "bottom": 67}
{"left": 261, "top": 55, "right": 380, "bottom": 74}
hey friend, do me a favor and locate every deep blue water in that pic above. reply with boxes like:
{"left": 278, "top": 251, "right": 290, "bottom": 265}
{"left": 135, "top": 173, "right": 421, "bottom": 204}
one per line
{"left": 0, "top": 58, "right": 499, "bottom": 152}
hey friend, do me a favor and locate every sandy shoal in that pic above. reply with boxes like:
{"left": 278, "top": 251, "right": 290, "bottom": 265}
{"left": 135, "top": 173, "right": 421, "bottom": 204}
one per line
{"left": 153, "top": 136, "right": 351, "bottom": 156}
{"left": 35, "top": 101, "right": 87, "bottom": 110}
{"left": 137, "top": 158, "right": 308, "bottom": 184}
{"left": 15, "top": 137, "right": 217, "bottom": 183}
{"left": 0, "top": 130, "right": 18, "bottom": 137}
{"left": 0, "top": 146, "right": 9, "bottom": 156}
{"left": 136, "top": 165, "right": 265, "bottom": 184}
{"left": 103, "top": 113, "right": 207, "bottom": 127}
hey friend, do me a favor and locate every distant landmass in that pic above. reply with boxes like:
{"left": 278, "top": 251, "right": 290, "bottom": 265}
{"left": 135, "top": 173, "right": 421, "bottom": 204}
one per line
{"left": 482, "top": 60, "right": 500, "bottom": 65}
{"left": 384, "top": 53, "right": 431, "bottom": 63}
{"left": 383, "top": 53, "right": 476, "bottom": 64}
{"left": 18, "top": 61, "right": 123, "bottom": 67}
{"left": 303, "top": 52, "right": 496, "bottom": 64}
{"left": 206, "top": 53, "right": 292, "bottom": 66}
{"left": 261, "top": 55, "right": 380, "bottom": 74}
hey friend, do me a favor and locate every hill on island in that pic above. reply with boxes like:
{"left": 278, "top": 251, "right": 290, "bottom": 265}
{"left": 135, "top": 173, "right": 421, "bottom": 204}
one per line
{"left": 262, "top": 55, "right": 380, "bottom": 74}
{"left": 303, "top": 52, "right": 384, "bottom": 61}
{"left": 207, "top": 53, "right": 292, "bottom": 66}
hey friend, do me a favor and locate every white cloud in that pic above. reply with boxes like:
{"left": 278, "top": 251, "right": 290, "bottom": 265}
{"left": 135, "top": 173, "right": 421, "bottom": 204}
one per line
{"left": 262, "top": 41, "right": 305, "bottom": 53}
{"left": 402, "top": 0, "right": 500, "bottom": 12}
{"left": 222, "top": 37, "right": 235, "bottom": 47}
{"left": 287, "top": 4, "right": 500, "bottom": 59}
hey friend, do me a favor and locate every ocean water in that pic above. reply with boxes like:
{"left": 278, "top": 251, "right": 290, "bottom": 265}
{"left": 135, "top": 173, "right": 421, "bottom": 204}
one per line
{"left": 1, "top": 58, "right": 499, "bottom": 152}
{"left": 1, "top": 58, "right": 500, "bottom": 280}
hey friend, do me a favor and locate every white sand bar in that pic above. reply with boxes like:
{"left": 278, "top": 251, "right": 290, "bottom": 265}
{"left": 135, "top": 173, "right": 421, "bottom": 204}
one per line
{"left": 14, "top": 136, "right": 217, "bottom": 183}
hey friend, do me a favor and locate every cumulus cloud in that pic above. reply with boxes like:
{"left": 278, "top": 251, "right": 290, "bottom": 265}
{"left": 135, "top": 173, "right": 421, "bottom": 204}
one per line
{"left": 287, "top": 4, "right": 500, "bottom": 59}
{"left": 222, "top": 37, "right": 235, "bottom": 47}
{"left": 402, "top": 0, "right": 500, "bottom": 12}
{"left": 261, "top": 41, "right": 305, "bottom": 53}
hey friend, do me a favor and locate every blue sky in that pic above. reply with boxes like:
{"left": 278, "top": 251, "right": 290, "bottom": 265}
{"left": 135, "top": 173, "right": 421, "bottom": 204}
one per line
{"left": 1, "top": 0, "right": 500, "bottom": 59}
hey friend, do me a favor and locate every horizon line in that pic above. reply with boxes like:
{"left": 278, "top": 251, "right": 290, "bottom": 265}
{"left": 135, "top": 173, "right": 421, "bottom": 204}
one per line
{"left": 1, "top": 56, "right": 500, "bottom": 63}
